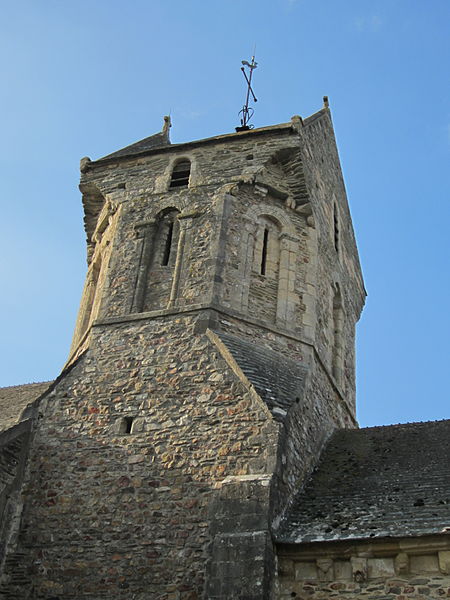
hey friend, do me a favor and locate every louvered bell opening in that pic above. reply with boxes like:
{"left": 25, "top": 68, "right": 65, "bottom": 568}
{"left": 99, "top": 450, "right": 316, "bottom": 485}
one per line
{"left": 170, "top": 160, "right": 191, "bottom": 188}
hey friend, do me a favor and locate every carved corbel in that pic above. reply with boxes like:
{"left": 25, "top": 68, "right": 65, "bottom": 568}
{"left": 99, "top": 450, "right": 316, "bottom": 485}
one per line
{"left": 80, "top": 156, "right": 92, "bottom": 173}
{"left": 295, "top": 200, "right": 315, "bottom": 228}
{"left": 350, "top": 557, "right": 367, "bottom": 583}
{"left": 290, "top": 114, "right": 304, "bottom": 132}
{"left": 254, "top": 178, "right": 289, "bottom": 202}
{"left": 394, "top": 552, "right": 409, "bottom": 576}
{"left": 254, "top": 184, "right": 268, "bottom": 197}
{"left": 316, "top": 558, "right": 334, "bottom": 581}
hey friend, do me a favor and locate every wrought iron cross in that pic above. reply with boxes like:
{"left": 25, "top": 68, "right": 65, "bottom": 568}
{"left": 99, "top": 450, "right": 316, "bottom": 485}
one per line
{"left": 236, "top": 55, "right": 258, "bottom": 132}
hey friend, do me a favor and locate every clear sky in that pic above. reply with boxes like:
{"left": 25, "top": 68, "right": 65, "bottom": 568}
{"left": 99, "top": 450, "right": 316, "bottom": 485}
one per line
{"left": 0, "top": 0, "right": 448, "bottom": 427}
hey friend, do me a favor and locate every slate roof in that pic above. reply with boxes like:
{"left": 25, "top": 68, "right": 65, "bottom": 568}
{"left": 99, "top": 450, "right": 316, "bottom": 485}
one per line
{"left": 100, "top": 130, "right": 171, "bottom": 161}
{"left": 0, "top": 382, "right": 52, "bottom": 433}
{"left": 216, "top": 331, "right": 308, "bottom": 421}
{"left": 94, "top": 119, "right": 301, "bottom": 164}
{"left": 277, "top": 419, "right": 450, "bottom": 544}
{"left": 92, "top": 109, "right": 330, "bottom": 165}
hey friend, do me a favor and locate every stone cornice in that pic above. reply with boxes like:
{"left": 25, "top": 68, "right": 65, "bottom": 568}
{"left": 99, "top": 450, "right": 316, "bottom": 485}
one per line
{"left": 277, "top": 533, "right": 450, "bottom": 559}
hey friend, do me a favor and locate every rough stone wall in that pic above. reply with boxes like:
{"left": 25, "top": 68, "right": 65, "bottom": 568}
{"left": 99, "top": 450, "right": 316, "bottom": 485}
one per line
{"left": 0, "top": 314, "right": 278, "bottom": 599}
{"left": 75, "top": 128, "right": 307, "bottom": 331}
{"left": 297, "top": 113, "right": 365, "bottom": 410}
{"left": 277, "top": 539, "right": 450, "bottom": 599}
{"left": 74, "top": 118, "right": 364, "bottom": 401}
{"left": 206, "top": 311, "right": 355, "bottom": 526}
{"left": 0, "top": 114, "right": 366, "bottom": 598}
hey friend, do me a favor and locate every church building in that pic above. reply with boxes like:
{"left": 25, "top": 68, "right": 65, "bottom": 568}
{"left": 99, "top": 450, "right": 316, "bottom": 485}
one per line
{"left": 0, "top": 101, "right": 448, "bottom": 599}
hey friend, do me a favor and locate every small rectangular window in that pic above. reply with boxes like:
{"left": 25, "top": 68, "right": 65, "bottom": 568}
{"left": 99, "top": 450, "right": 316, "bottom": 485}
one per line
{"left": 119, "top": 416, "right": 134, "bottom": 434}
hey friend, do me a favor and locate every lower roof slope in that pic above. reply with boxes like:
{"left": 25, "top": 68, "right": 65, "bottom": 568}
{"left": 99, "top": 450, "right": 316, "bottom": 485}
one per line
{"left": 277, "top": 419, "right": 450, "bottom": 544}
{"left": 215, "top": 331, "right": 308, "bottom": 422}
{"left": 0, "top": 382, "right": 52, "bottom": 433}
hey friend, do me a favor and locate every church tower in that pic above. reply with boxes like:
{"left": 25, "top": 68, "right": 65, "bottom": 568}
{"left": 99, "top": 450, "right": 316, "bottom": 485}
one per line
{"left": 0, "top": 103, "right": 365, "bottom": 599}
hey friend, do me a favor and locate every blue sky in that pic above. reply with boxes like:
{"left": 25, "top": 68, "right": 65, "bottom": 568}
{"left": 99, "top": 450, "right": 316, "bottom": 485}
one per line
{"left": 0, "top": 0, "right": 448, "bottom": 427}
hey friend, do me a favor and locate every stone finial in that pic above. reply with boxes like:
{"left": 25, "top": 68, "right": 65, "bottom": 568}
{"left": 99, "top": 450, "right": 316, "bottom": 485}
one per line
{"left": 80, "top": 156, "right": 91, "bottom": 173}
{"left": 290, "top": 115, "right": 303, "bottom": 131}
{"left": 162, "top": 115, "right": 172, "bottom": 142}
{"left": 323, "top": 96, "right": 329, "bottom": 108}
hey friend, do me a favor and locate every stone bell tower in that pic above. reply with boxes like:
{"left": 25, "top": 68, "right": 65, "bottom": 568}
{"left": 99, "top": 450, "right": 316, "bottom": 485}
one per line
{"left": 0, "top": 103, "right": 365, "bottom": 599}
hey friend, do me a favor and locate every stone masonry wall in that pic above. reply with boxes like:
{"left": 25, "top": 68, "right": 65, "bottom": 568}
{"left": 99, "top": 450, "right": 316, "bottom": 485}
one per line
{"left": 0, "top": 314, "right": 278, "bottom": 599}
{"left": 297, "top": 113, "right": 365, "bottom": 411}
{"left": 76, "top": 128, "right": 306, "bottom": 327}
{"left": 209, "top": 312, "right": 356, "bottom": 524}
{"left": 74, "top": 117, "right": 364, "bottom": 422}
{"left": 0, "top": 114, "right": 366, "bottom": 598}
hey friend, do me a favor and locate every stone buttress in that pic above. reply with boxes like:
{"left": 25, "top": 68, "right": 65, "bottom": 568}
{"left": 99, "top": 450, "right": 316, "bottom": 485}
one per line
{"left": 0, "top": 106, "right": 365, "bottom": 599}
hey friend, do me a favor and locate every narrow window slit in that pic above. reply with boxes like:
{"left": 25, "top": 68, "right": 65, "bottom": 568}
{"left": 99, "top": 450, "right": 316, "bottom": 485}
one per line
{"left": 162, "top": 222, "right": 174, "bottom": 266}
{"left": 333, "top": 203, "right": 339, "bottom": 253}
{"left": 260, "top": 228, "right": 269, "bottom": 275}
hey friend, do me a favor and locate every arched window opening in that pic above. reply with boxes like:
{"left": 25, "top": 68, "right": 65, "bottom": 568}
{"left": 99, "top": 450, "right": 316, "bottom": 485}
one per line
{"left": 140, "top": 208, "right": 181, "bottom": 312}
{"left": 248, "top": 215, "right": 282, "bottom": 323}
{"left": 170, "top": 159, "right": 191, "bottom": 189}
{"left": 253, "top": 216, "right": 280, "bottom": 280}
{"left": 162, "top": 221, "right": 174, "bottom": 266}
{"left": 156, "top": 210, "right": 179, "bottom": 267}
{"left": 235, "top": 204, "right": 300, "bottom": 329}
{"left": 260, "top": 228, "right": 269, "bottom": 275}
{"left": 332, "top": 286, "right": 344, "bottom": 383}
